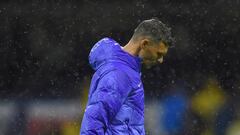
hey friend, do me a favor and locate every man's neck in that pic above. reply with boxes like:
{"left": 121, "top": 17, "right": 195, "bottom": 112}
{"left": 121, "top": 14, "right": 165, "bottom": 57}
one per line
{"left": 122, "top": 40, "right": 141, "bottom": 57}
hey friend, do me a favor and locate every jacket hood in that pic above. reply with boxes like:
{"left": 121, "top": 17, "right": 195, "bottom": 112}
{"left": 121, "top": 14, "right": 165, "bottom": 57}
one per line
{"left": 89, "top": 37, "right": 142, "bottom": 72}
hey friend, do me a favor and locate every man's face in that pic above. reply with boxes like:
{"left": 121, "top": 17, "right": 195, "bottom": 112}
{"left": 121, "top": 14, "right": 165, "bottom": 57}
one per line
{"left": 139, "top": 40, "right": 168, "bottom": 68}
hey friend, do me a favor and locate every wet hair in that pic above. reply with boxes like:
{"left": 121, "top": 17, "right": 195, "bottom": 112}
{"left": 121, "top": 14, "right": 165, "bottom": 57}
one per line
{"left": 132, "top": 18, "right": 175, "bottom": 47}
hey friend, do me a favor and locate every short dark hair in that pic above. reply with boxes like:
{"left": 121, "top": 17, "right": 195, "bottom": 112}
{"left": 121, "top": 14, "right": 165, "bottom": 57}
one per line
{"left": 132, "top": 18, "right": 175, "bottom": 47}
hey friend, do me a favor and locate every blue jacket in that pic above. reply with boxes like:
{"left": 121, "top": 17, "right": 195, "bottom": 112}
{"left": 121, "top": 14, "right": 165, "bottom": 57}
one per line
{"left": 80, "top": 37, "right": 145, "bottom": 135}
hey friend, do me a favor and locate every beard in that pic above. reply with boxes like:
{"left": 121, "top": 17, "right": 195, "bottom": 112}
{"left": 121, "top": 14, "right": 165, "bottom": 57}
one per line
{"left": 143, "top": 59, "right": 156, "bottom": 69}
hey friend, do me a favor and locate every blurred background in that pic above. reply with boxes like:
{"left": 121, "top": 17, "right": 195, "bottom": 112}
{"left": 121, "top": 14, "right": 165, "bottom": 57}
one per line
{"left": 0, "top": 0, "right": 240, "bottom": 135}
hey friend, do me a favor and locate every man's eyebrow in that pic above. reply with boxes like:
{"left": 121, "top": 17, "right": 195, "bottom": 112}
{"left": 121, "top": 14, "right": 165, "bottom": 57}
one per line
{"left": 163, "top": 41, "right": 174, "bottom": 48}
{"left": 161, "top": 41, "right": 169, "bottom": 47}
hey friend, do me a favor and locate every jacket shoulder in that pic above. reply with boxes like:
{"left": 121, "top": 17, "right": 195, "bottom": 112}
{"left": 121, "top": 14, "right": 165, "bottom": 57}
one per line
{"left": 99, "top": 68, "right": 131, "bottom": 87}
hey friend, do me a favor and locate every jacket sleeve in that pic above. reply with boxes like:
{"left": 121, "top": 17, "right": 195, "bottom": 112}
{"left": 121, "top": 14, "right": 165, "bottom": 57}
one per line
{"left": 80, "top": 69, "right": 132, "bottom": 135}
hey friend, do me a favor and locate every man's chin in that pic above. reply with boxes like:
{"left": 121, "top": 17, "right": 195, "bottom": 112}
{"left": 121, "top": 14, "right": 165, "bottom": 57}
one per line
{"left": 143, "top": 63, "right": 154, "bottom": 69}
{"left": 145, "top": 65, "right": 152, "bottom": 69}
{"left": 142, "top": 60, "right": 157, "bottom": 69}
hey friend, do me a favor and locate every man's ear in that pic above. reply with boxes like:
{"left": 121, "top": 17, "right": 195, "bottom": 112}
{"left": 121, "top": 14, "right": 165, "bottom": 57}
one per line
{"left": 140, "top": 39, "right": 150, "bottom": 49}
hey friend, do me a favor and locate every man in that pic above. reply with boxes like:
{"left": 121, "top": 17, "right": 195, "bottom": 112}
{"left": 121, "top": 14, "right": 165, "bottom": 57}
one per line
{"left": 80, "top": 18, "right": 174, "bottom": 135}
